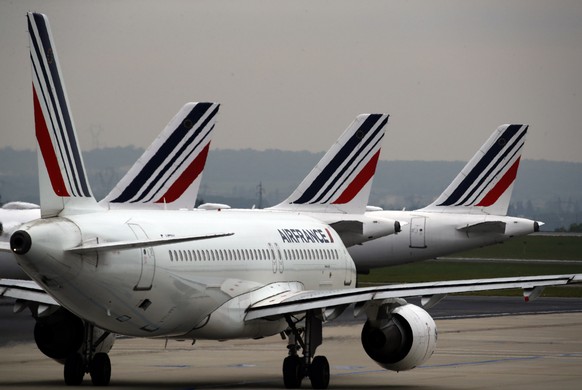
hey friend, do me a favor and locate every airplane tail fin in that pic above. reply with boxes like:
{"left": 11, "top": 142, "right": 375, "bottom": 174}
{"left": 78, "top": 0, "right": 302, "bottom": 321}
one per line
{"left": 419, "top": 124, "right": 528, "bottom": 215}
{"left": 28, "top": 12, "right": 99, "bottom": 218}
{"left": 271, "top": 114, "right": 389, "bottom": 214}
{"left": 101, "top": 102, "right": 219, "bottom": 210}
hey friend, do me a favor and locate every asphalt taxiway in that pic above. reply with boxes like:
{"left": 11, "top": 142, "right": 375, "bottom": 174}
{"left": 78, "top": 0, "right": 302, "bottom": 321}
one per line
{"left": 1, "top": 297, "right": 582, "bottom": 389}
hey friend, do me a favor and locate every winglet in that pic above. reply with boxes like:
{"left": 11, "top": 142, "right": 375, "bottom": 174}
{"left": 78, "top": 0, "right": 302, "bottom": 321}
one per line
{"left": 419, "top": 124, "right": 528, "bottom": 215}
{"left": 28, "top": 12, "right": 99, "bottom": 217}
{"left": 271, "top": 114, "right": 389, "bottom": 214}
{"left": 101, "top": 102, "right": 219, "bottom": 210}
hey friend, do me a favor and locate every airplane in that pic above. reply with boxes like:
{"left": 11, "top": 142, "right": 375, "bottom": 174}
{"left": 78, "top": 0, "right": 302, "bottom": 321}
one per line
{"left": 233, "top": 111, "right": 401, "bottom": 248}
{"left": 2, "top": 12, "right": 581, "bottom": 389}
{"left": 346, "top": 123, "right": 541, "bottom": 273}
{"left": 0, "top": 110, "right": 398, "bottom": 284}
{"left": 0, "top": 100, "right": 218, "bottom": 279}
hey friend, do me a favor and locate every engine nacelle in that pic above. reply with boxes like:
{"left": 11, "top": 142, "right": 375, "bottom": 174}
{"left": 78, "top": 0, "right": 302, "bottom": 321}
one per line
{"left": 33, "top": 308, "right": 115, "bottom": 364}
{"left": 361, "top": 303, "right": 437, "bottom": 371}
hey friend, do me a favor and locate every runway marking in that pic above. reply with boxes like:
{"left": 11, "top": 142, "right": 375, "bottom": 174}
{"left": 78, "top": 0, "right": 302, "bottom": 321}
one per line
{"left": 152, "top": 364, "right": 191, "bottom": 368}
{"left": 332, "top": 350, "right": 582, "bottom": 382}
{"left": 436, "top": 309, "right": 582, "bottom": 320}
{"left": 228, "top": 363, "right": 257, "bottom": 368}
{"left": 419, "top": 355, "right": 541, "bottom": 368}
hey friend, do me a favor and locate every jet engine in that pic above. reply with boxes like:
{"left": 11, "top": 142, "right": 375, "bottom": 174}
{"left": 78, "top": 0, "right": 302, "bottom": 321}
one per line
{"left": 33, "top": 307, "right": 114, "bottom": 363}
{"left": 361, "top": 303, "right": 437, "bottom": 371}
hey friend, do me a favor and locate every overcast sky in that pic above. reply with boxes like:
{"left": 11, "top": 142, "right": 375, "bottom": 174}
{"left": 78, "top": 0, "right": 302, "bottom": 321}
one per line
{"left": 1, "top": 0, "right": 581, "bottom": 163}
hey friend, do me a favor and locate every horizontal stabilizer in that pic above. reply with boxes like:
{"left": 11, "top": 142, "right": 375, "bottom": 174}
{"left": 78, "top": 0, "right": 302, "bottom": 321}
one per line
{"left": 2, "top": 202, "right": 40, "bottom": 210}
{"left": 329, "top": 216, "right": 402, "bottom": 247}
{"left": 67, "top": 232, "right": 234, "bottom": 254}
{"left": 0, "top": 241, "right": 10, "bottom": 253}
{"left": 456, "top": 221, "right": 506, "bottom": 234}
{"left": 198, "top": 203, "right": 232, "bottom": 210}
{"left": 0, "top": 279, "right": 58, "bottom": 306}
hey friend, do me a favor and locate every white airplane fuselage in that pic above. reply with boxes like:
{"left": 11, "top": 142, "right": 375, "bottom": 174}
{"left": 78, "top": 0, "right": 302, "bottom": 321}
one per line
{"left": 349, "top": 210, "right": 539, "bottom": 271}
{"left": 14, "top": 208, "right": 355, "bottom": 340}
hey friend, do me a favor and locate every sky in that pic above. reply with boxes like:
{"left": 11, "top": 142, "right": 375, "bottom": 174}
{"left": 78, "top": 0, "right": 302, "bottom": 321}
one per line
{"left": 1, "top": 0, "right": 582, "bottom": 162}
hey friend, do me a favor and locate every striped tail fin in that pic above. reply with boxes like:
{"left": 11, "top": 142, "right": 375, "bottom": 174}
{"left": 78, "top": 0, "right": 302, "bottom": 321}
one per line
{"left": 28, "top": 12, "right": 98, "bottom": 217}
{"left": 101, "top": 102, "right": 219, "bottom": 210}
{"left": 272, "top": 114, "right": 389, "bottom": 214}
{"left": 420, "top": 124, "right": 528, "bottom": 215}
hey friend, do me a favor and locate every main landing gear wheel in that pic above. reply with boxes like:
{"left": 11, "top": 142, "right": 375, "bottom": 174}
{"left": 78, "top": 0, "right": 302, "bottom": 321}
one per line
{"left": 309, "top": 356, "right": 330, "bottom": 389}
{"left": 283, "top": 355, "right": 304, "bottom": 388}
{"left": 64, "top": 353, "right": 85, "bottom": 386}
{"left": 63, "top": 323, "right": 113, "bottom": 386}
{"left": 283, "top": 310, "right": 331, "bottom": 389}
{"left": 90, "top": 352, "right": 111, "bottom": 386}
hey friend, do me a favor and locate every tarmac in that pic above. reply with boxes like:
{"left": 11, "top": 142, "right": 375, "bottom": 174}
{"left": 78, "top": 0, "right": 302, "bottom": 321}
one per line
{"left": 0, "top": 311, "right": 581, "bottom": 389}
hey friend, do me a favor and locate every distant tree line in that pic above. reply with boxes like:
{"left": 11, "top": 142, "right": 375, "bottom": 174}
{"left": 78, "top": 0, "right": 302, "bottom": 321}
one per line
{"left": 555, "top": 223, "right": 582, "bottom": 233}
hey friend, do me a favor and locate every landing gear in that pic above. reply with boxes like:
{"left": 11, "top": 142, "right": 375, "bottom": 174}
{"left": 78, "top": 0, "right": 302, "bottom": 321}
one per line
{"left": 283, "top": 355, "right": 303, "bottom": 388}
{"left": 64, "top": 353, "right": 85, "bottom": 385}
{"left": 309, "top": 356, "right": 330, "bottom": 389}
{"left": 90, "top": 352, "right": 111, "bottom": 386}
{"left": 63, "top": 323, "right": 112, "bottom": 386}
{"left": 282, "top": 310, "right": 330, "bottom": 389}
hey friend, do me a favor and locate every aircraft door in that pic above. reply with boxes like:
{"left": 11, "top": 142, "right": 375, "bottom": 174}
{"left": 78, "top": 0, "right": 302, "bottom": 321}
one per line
{"left": 409, "top": 217, "right": 427, "bottom": 248}
{"left": 344, "top": 249, "right": 353, "bottom": 286}
{"left": 268, "top": 243, "right": 277, "bottom": 273}
{"left": 274, "top": 243, "right": 284, "bottom": 273}
{"left": 128, "top": 223, "right": 156, "bottom": 291}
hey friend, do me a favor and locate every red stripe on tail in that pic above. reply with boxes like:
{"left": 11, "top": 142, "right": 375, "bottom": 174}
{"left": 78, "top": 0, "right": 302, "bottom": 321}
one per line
{"left": 332, "top": 150, "right": 380, "bottom": 205}
{"left": 475, "top": 157, "right": 521, "bottom": 207}
{"left": 155, "top": 142, "right": 210, "bottom": 204}
{"left": 33, "top": 86, "right": 69, "bottom": 197}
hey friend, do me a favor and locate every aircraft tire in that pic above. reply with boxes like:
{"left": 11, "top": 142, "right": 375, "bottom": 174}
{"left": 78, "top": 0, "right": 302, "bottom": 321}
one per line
{"left": 90, "top": 352, "right": 111, "bottom": 386}
{"left": 309, "top": 355, "right": 330, "bottom": 389}
{"left": 283, "top": 355, "right": 303, "bottom": 388}
{"left": 64, "top": 353, "right": 85, "bottom": 386}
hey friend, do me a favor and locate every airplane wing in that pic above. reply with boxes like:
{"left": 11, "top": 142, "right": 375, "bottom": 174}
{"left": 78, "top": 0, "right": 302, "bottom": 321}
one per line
{"left": 0, "top": 278, "right": 58, "bottom": 305}
{"left": 245, "top": 273, "right": 582, "bottom": 320}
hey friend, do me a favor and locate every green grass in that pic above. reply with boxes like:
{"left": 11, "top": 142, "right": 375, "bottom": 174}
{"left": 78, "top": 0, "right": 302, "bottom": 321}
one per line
{"left": 446, "top": 235, "right": 582, "bottom": 260}
{"left": 358, "top": 234, "right": 582, "bottom": 297}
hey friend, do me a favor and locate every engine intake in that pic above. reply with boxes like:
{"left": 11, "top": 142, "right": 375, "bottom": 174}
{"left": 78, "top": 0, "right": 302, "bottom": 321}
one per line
{"left": 361, "top": 303, "right": 437, "bottom": 371}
